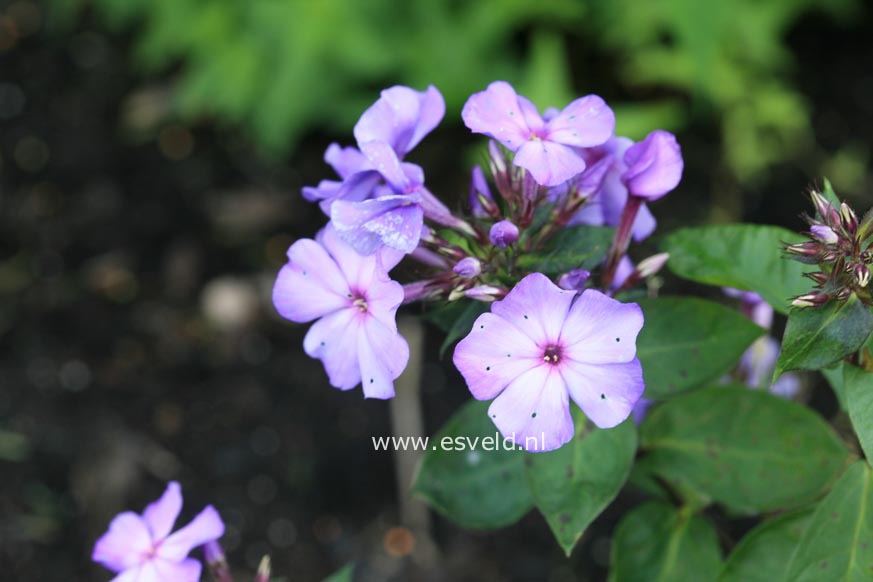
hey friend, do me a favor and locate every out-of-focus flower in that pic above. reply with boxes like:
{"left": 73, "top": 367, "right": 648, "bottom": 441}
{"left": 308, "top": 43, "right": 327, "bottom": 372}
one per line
{"left": 489, "top": 220, "right": 519, "bottom": 248}
{"left": 453, "top": 273, "right": 644, "bottom": 451}
{"left": 462, "top": 81, "right": 615, "bottom": 186}
{"left": 92, "top": 482, "right": 224, "bottom": 582}
{"left": 557, "top": 269, "right": 591, "bottom": 291}
{"left": 272, "top": 225, "right": 408, "bottom": 398}
{"left": 620, "top": 130, "right": 684, "bottom": 201}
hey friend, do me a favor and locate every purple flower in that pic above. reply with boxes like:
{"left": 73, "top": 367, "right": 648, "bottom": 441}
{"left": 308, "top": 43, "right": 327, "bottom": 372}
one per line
{"left": 272, "top": 225, "right": 409, "bottom": 398}
{"left": 621, "top": 130, "right": 683, "bottom": 201}
{"left": 302, "top": 144, "right": 376, "bottom": 214}
{"left": 569, "top": 137, "right": 658, "bottom": 242}
{"left": 92, "top": 482, "right": 224, "bottom": 582}
{"left": 453, "top": 273, "right": 645, "bottom": 451}
{"left": 462, "top": 81, "right": 615, "bottom": 187}
{"left": 489, "top": 220, "right": 519, "bottom": 248}
{"left": 557, "top": 269, "right": 591, "bottom": 291}
{"left": 353, "top": 85, "right": 445, "bottom": 158}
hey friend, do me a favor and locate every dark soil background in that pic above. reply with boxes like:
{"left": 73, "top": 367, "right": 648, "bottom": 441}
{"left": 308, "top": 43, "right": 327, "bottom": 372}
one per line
{"left": 2, "top": 3, "right": 873, "bottom": 581}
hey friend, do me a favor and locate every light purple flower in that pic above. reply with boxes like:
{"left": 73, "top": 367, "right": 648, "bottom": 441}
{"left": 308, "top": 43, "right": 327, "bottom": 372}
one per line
{"left": 621, "top": 130, "right": 683, "bottom": 201}
{"left": 490, "top": 220, "right": 519, "bottom": 248}
{"left": 811, "top": 224, "right": 839, "bottom": 244}
{"left": 272, "top": 225, "right": 408, "bottom": 398}
{"left": 557, "top": 269, "right": 591, "bottom": 291}
{"left": 353, "top": 85, "right": 445, "bottom": 158}
{"left": 570, "top": 137, "right": 658, "bottom": 242}
{"left": 453, "top": 273, "right": 645, "bottom": 451}
{"left": 92, "top": 482, "right": 224, "bottom": 582}
{"left": 462, "top": 81, "right": 615, "bottom": 187}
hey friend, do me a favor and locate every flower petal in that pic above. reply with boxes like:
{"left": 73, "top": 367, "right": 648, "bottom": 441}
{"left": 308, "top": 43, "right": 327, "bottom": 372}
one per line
{"left": 561, "top": 289, "right": 643, "bottom": 364}
{"left": 546, "top": 95, "right": 615, "bottom": 148}
{"left": 332, "top": 195, "right": 424, "bottom": 254}
{"left": 272, "top": 240, "right": 349, "bottom": 323}
{"left": 324, "top": 143, "right": 371, "bottom": 179}
{"left": 118, "top": 559, "right": 201, "bottom": 582}
{"left": 92, "top": 512, "right": 153, "bottom": 572}
{"left": 453, "top": 312, "right": 542, "bottom": 400}
{"left": 621, "top": 130, "right": 683, "bottom": 200}
{"left": 363, "top": 275, "right": 405, "bottom": 332}
{"left": 141, "top": 482, "right": 182, "bottom": 542}
{"left": 318, "top": 224, "right": 379, "bottom": 290}
{"left": 491, "top": 273, "right": 577, "bottom": 345}
{"left": 158, "top": 505, "right": 224, "bottom": 561}
{"left": 354, "top": 85, "right": 445, "bottom": 157}
{"left": 513, "top": 140, "right": 588, "bottom": 187}
{"left": 360, "top": 140, "right": 411, "bottom": 191}
{"left": 357, "top": 316, "right": 409, "bottom": 399}
{"left": 487, "top": 366, "right": 574, "bottom": 452}
{"left": 561, "top": 358, "right": 644, "bottom": 428}
{"left": 303, "top": 308, "right": 362, "bottom": 390}
{"left": 462, "top": 81, "right": 533, "bottom": 151}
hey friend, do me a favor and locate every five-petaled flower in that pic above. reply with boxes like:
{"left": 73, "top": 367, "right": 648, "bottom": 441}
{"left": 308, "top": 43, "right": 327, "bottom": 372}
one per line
{"left": 462, "top": 81, "right": 615, "bottom": 187}
{"left": 453, "top": 273, "right": 645, "bottom": 451}
{"left": 92, "top": 482, "right": 224, "bottom": 582}
{"left": 272, "top": 224, "right": 409, "bottom": 398}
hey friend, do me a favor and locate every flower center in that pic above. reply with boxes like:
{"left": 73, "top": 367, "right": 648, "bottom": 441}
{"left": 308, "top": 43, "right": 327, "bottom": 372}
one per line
{"left": 353, "top": 297, "right": 368, "bottom": 312}
{"left": 542, "top": 344, "right": 562, "bottom": 365}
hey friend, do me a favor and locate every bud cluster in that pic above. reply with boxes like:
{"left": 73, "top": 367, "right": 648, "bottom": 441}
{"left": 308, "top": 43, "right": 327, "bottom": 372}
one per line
{"left": 785, "top": 189, "right": 873, "bottom": 307}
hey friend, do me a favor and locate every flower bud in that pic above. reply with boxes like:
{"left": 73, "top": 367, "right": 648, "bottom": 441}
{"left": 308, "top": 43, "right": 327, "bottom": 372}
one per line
{"left": 841, "top": 202, "right": 859, "bottom": 233}
{"left": 469, "top": 165, "right": 498, "bottom": 218}
{"left": 255, "top": 555, "right": 272, "bottom": 582}
{"left": 636, "top": 252, "right": 670, "bottom": 278}
{"left": 453, "top": 257, "right": 482, "bottom": 279}
{"left": 489, "top": 220, "right": 519, "bottom": 247}
{"left": 855, "top": 264, "right": 871, "bottom": 288}
{"left": 464, "top": 284, "right": 506, "bottom": 302}
{"left": 620, "top": 130, "right": 684, "bottom": 201}
{"left": 557, "top": 269, "right": 591, "bottom": 291}
{"left": 803, "top": 271, "right": 830, "bottom": 286}
{"left": 810, "top": 224, "right": 839, "bottom": 244}
{"left": 791, "top": 292, "right": 830, "bottom": 308}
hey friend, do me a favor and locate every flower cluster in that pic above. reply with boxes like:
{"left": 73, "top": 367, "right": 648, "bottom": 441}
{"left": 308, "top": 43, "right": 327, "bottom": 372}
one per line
{"left": 785, "top": 189, "right": 873, "bottom": 307}
{"left": 275, "top": 81, "right": 684, "bottom": 450}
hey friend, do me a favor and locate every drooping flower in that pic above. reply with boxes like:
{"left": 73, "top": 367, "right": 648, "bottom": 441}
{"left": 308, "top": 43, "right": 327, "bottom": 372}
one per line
{"left": 462, "top": 81, "right": 615, "bottom": 187}
{"left": 453, "top": 273, "right": 645, "bottom": 451}
{"left": 621, "top": 130, "right": 684, "bottom": 201}
{"left": 92, "top": 482, "right": 224, "bottom": 582}
{"left": 272, "top": 224, "right": 409, "bottom": 398}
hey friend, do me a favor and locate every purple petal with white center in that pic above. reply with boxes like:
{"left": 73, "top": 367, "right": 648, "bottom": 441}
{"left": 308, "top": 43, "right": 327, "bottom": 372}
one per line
{"left": 621, "top": 130, "right": 683, "bottom": 200}
{"left": 141, "top": 482, "right": 182, "bottom": 541}
{"left": 513, "top": 140, "right": 588, "bottom": 187}
{"left": 331, "top": 195, "right": 424, "bottom": 254}
{"left": 92, "top": 512, "right": 153, "bottom": 572}
{"left": 354, "top": 85, "right": 445, "bottom": 157}
{"left": 324, "top": 143, "right": 371, "bottom": 179}
{"left": 358, "top": 317, "right": 410, "bottom": 399}
{"left": 562, "top": 357, "right": 644, "bottom": 428}
{"left": 303, "top": 309, "right": 362, "bottom": 390}
{"left": 158, "top": 505, "right": 224, "bottom": 561}
{"left": 453, "top": 312, "right": 542, "bottom": 400}
{"left": 546, "top": 95, "right": 615, "bottom": 148}
{"left": 561, "top": 289, "right": 643, "bottom": 364}
{"left": 491, "top": 273, "right": 577, "bottom": 346}
{"left": 462, "top": 81, "right": 534, "bottom": 151}
{"left": 487, "top": 366, "right": 574, "bottom": 452}
{"left": 273, "top": 240, "right": 349, "bottom": 323}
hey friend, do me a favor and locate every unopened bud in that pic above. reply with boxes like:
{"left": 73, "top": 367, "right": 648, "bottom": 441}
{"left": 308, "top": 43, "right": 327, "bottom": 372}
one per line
{"left": 840, "top": 202, "right": 858, "bottom": 233}
{"left": 489, "top": 220, "right": 519, "bottom": 248}
{"left": 464, "top": 285, "right": 506, "bottom": 302}
{"left": 792, "top": 292, "right": 830, "bottom": 308}
{"left": 203, "top": 541, "right": 232, "bottom": 582}
{"left": 453, "top": 257, "right": 482, "bottom": 279}
{"left": 636, "top": 252, "right": 670, "bottom": 278}
{"left": 255, "top": 555, "right": 271, "bottom": 582}
{"left": 810, "top": 224, "right": 839, "bottom": 244}
{"left": 557, "top": 269, "right": 591, "bottom": 291}
{"left": 855, "top": 264, "right": 871, "bottom": 288}
{"left": 469, "top": 166, "right": 499, "bottom": 218}
{"left": 784, "top": 241, "right": 821, "bottom": 257}
{"left": 803, "top": 271, "right": 830, "bottom": 286}
{"left": 488, "top": 140, "right": 507, "bottom": 175}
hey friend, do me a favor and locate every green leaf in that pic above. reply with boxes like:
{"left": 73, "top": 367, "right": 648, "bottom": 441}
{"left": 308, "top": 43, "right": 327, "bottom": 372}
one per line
{"left": 609, "top": 502, "right": 722, "bottom": 582}
{"left": 784, "top": 462, "right": 873, "bottom": 581}
{"left": 775, "top": 295, "right": 873, "bottom": 378}
{"left": 517, "top": 225, "right": 614, "bottom": 275}
{"left": 822, "top": 363, "right": 849, "bottom": 411}
{"left": 844, "top": 364, "right": 873, "bottom": 461}
{"left": 438, "top": 301, "right": 490, "bottom": 357}
{"left": 640, "top": 386, "right": 849, "bottom": 513}
{"left": 525, "top": 414, "right": 637, "bottom": 556}
{"left": 719, "top": 507, "right": 814, "bottom": 582}
{"left": 322, "top": 564, "right": 355, "bottom": 582}
{"left": 663, "top": 224, "right": 810, "bottom": 314}
{"left": 412, "top": 400, "right": 533, "bottom": 529}
{"left": 636, "top": 297, "right": 764, "bottom": 397}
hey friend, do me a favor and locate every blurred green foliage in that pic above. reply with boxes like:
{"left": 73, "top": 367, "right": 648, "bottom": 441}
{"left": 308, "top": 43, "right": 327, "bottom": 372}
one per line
{"left": 48, "top": 0, "right": 859, "bottom": 181}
